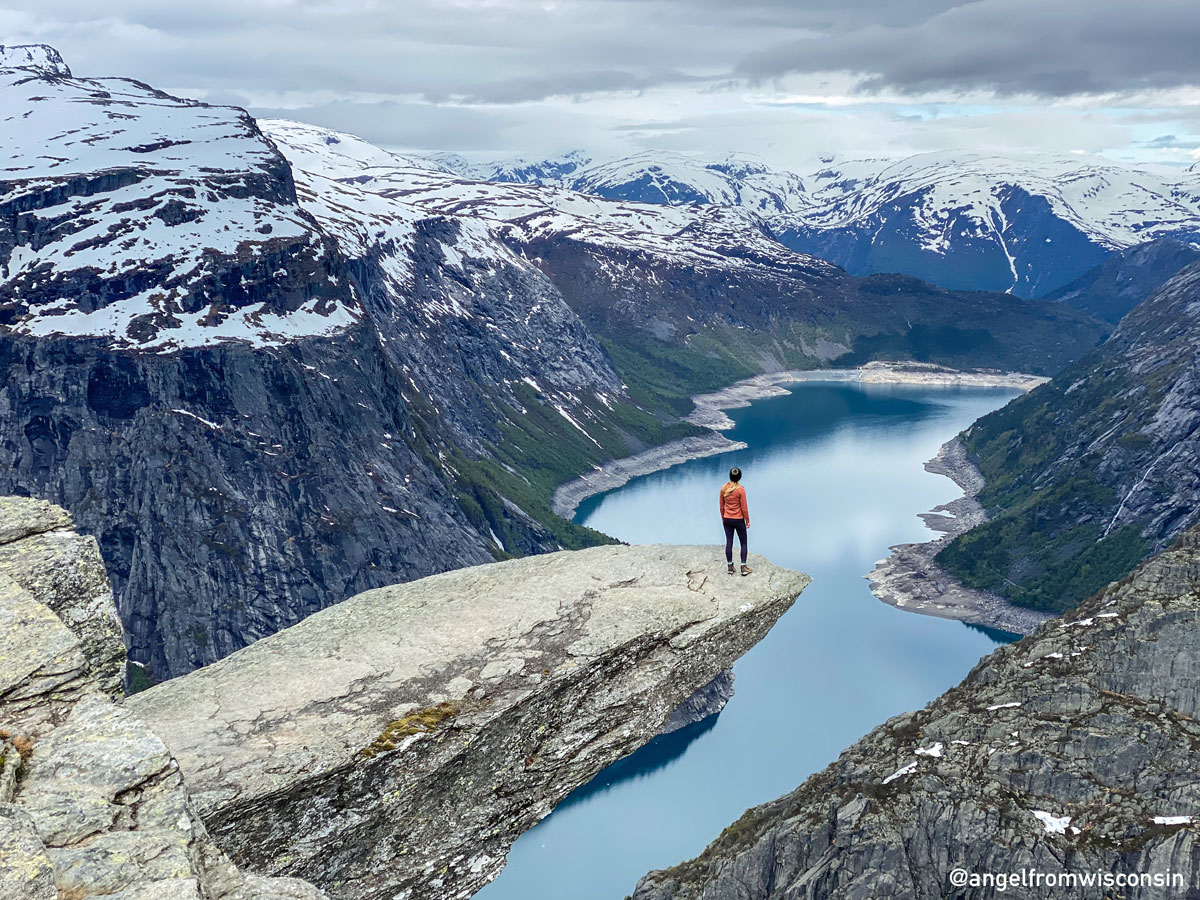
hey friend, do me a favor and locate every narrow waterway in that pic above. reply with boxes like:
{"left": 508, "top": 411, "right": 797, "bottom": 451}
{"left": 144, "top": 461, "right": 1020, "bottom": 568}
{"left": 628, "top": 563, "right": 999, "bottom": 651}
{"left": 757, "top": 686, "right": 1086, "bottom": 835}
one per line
{"left": 477, "top": 382, "right": 1022, "bottom": 900}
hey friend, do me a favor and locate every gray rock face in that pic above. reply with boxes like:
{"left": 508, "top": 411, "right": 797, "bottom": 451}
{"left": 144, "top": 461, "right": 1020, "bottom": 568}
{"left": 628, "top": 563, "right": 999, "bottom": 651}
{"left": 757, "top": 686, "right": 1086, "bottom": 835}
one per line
{"left": 659, "top": 669, "right": 736, "bottom": 735}
{"left": 128, "top": 545, "right": 810, "bottom": 900}
{"left": 0, "top": 496, "right": 327, "bottom": 900}
{"left": 632, "top": 526, "right": 1200, "bottom": 900}
{"left": 0, "top": 495, "right": 124, "bottom": 696}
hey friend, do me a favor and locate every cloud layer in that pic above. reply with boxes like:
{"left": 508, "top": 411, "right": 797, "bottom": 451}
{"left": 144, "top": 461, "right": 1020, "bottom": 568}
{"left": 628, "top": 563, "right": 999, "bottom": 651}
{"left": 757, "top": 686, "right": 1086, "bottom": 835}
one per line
{"left": 4, "top": 0, "right": 1200, "bottom": 165}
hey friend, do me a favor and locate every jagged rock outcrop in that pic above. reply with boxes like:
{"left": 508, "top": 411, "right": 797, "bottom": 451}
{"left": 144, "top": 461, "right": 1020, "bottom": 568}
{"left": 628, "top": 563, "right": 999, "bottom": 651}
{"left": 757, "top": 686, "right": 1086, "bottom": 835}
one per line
{"left": 0, "top": 495, "right": 124, "bottom": 696}
{"left": 632, "top": 527, "right": 1200, "bottom": 900}
{"left": 128, "top": 546, "right": 810, "bottom": 900}
{"left": 0, "top": 496, "right": 326, "bottom": 899}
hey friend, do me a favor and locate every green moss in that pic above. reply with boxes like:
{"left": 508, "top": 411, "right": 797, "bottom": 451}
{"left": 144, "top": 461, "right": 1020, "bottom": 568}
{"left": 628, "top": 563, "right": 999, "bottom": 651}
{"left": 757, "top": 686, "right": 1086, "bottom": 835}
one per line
{"left": 360, "top": 701, "right": 462, "bottom": 758}
{"left": 126, "top": 661, "right": 155, "bottom": 695}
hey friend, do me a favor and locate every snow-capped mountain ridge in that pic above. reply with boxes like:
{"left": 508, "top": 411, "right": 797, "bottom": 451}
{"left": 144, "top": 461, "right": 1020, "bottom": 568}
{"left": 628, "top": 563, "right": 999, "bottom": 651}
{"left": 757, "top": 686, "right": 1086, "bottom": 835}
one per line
{"left": 0, "top": 43, "right": 70, "bottom": 76}
{"left": 0, "top": 64, "right": 360, "bottom": 349}
{"left": 446, "top": 144, "right": 1200, "bottom": 296}
{"left": 264, "top": 119, "right": 833, "bottom": 284}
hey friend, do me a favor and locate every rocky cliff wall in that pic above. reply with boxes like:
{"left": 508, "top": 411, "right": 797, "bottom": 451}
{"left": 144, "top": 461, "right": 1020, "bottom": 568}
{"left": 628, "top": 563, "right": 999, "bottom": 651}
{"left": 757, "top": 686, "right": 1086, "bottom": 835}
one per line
{"left": 128, "top": 545, "right": 810, "bottom": 900}
{"left": 632, "top": 526, "right": 1200, "bottom": 900}
{"left": 0, "top": 495, "right": 326, "bottom": 900}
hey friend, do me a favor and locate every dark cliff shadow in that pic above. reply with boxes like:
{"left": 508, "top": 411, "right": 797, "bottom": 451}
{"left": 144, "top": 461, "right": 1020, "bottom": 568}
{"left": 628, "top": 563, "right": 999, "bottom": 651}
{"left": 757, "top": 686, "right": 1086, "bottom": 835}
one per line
{"left": 551, "top": 714, "right": 721, "bottom": 814}
{"left": 963, "top": 621, "right": 1023, "bottom": 645}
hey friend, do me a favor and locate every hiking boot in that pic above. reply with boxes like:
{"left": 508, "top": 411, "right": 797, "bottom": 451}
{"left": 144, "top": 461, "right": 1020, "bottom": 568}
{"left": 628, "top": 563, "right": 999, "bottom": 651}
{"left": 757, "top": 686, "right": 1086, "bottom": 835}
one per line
{"left": 741, "top": 564, "right": 753, "bottom": 577}
{"left": 727, "top": 562, "right": 736, "bottom": 575}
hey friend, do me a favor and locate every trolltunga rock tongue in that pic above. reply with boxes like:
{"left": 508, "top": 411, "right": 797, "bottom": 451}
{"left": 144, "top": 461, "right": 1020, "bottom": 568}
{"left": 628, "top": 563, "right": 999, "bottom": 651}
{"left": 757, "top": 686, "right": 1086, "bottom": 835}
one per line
{"left": 128, "top": 544, "right": 809, "bottom": 900}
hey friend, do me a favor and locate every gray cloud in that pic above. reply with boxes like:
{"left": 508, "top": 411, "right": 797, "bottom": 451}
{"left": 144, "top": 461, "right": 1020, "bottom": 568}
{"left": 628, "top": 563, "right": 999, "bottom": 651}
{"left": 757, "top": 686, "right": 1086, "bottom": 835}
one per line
{"left": 739, "top": 0, "right": 1200, "bottom": 97}
{"left": 3, "top": 0, "right": 1198, "bottom": 161}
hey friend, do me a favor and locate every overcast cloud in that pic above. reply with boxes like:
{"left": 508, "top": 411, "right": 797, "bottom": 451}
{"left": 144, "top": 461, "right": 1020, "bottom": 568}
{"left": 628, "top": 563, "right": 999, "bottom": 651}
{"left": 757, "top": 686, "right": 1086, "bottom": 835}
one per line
{"left": 3, "top": 0, "right": 1200, "bottom": 167}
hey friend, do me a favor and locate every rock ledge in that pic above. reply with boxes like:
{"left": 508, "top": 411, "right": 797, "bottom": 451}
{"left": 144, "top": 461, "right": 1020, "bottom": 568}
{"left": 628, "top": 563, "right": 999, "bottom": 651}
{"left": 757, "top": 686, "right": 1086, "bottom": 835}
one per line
{"left": 130, "top": 544, "right": 809, "bottom": 900}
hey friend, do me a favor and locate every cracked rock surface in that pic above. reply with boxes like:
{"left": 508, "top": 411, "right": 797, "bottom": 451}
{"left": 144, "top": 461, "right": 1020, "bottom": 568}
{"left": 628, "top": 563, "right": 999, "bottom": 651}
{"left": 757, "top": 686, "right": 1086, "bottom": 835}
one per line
{"left": 0, "top": 495, "right": 326, "bottom": 900}
{"left": 129, "top": 545, "right": 809, "bottom": 900}
{"left": 632, "top": 526, "right": 1200, "bottom": 900}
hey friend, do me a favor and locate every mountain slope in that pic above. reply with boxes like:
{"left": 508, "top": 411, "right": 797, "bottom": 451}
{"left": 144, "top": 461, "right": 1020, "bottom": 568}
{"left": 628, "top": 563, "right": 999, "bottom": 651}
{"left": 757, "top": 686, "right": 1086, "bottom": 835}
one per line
{"left": 936, "top": 260, "right": 1200, "bottom": 612}
{"left": 1042, "top": 237, "right": 1200, "bottom": 323}
{"left": 632, "top": 527, "right": 1200, "bottom": 900}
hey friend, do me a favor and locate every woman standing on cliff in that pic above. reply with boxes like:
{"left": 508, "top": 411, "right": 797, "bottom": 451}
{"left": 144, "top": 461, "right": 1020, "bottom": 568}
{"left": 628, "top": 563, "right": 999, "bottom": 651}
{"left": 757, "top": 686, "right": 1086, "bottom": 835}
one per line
{"left": 720, "top": 467, "right": 751, "bottom": 576}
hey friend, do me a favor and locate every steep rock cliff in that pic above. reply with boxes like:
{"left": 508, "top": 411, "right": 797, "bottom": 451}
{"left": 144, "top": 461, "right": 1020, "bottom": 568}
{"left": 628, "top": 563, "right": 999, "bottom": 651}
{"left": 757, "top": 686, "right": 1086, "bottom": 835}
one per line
{"left": 128, "top": 546, "right": 810, "bottom": 900}
{"left": 0, "top": 495, "right": 326, "bottom": 900}
{"left": 0, "top": 55, "right": 631, "bottom": 680}
{"left": 633, "top": 526, "right": 1200, "bottom": 900}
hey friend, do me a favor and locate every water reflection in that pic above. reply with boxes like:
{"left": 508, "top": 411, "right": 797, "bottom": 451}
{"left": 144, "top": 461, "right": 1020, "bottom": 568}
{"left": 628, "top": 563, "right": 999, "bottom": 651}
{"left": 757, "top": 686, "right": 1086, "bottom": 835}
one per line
{"left": 555, "top": 716, "right": 721, "bottom": 813}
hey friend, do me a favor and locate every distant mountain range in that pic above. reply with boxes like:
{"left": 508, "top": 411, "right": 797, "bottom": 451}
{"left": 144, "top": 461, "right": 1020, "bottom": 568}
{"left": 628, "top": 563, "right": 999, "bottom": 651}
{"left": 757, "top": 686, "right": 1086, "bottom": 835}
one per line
{"left": 432, "top": 149, "right": 1200, "bottom": 299}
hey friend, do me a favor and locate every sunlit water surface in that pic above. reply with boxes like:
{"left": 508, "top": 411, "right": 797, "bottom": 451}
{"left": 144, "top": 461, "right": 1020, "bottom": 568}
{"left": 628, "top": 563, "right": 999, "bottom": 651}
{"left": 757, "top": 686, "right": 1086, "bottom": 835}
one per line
{"left": 478, "top": 383, "right": 1020, "bottom": 900}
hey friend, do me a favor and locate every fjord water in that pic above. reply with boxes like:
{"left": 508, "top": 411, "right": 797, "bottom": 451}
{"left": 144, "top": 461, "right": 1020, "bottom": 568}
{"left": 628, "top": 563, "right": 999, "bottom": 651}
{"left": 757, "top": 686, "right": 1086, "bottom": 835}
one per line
{"left": 477, "top": 382, "right": 1020, "bottom": 900}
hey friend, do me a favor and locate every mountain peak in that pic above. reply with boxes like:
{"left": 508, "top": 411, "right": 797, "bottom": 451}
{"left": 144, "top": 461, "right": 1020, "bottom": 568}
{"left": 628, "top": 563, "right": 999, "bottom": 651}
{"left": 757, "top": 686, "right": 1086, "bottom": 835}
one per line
{"left": 0, "top": 43, "right": 70, "bottom": 77}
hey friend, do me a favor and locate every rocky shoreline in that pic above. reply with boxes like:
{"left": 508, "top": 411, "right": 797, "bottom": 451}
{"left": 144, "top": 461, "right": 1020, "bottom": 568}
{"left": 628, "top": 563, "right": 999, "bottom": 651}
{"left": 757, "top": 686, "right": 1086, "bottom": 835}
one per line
{"left": 687, "top": 361, "right": 1047, "bottom": 429}
{"left": 554, "top": 361, "right": 1047, "bottom": 519}
{"left": 867, "top": 437, "right": 1054, "bottom": 635}
{"left": 552, "top": 432, "right": 747, "bottom": 519}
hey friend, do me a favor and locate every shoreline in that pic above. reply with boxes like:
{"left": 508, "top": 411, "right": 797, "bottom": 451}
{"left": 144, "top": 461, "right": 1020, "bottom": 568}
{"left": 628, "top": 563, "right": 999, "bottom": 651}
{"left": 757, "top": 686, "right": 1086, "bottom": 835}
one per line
{"left": 551, "top": 432, "right": 747, "bottom": 519}
{"left": 686, "top": 361, "right": 1047, "bottom": 429}
{"left": 866, "top": 437, "right": 1054, "bottom": 636}
{"left": 553, "top": 359, "right": 1047, "bottom": 523}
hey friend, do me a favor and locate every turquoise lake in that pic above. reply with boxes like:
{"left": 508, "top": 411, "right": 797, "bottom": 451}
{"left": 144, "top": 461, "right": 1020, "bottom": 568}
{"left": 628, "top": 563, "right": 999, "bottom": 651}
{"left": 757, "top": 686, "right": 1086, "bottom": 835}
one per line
{"left": 477, "top": 382, "right": 1021, "bottom": 900}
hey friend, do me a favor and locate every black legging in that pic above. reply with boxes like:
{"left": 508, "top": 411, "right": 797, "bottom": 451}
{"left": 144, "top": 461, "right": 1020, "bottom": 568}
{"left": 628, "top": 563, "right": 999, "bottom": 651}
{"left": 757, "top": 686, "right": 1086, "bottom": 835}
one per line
{"left": 723, "top": 517, "right": 748, "bottom": 564}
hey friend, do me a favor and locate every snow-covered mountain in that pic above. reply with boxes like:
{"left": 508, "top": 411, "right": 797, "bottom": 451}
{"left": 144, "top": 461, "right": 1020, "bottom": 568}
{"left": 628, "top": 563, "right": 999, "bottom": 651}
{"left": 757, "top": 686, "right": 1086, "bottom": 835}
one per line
{"left": 774, "top": 152, "right": 1200, "bottom": 297}
{"left": 430, "top": 149, "right": 593, "bottom": 185}
{"left": 0, "top": 56, "right": 359, "bottom": 350}
{"left": 0, "top": 43, "right": 69, "bottom": 75}
{"left": 456, "top": 147, "right": 1200, "bottom": 297}
{"left": 562, "top": 151, "right": 808, "bottom": 214}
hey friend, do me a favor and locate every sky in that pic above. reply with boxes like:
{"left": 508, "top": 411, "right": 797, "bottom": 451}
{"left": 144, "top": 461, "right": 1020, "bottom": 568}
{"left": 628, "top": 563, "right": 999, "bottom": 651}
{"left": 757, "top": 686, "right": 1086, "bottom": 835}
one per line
{"left": 4, "top": 0, "right": 1200, "bottom": 170}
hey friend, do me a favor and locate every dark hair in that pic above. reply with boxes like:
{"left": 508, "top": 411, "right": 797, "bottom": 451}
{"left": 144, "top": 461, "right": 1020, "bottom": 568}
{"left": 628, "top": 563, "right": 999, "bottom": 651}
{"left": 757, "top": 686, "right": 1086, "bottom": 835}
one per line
{"left": 729, "top": 467, "right": 742, "bottom": 482}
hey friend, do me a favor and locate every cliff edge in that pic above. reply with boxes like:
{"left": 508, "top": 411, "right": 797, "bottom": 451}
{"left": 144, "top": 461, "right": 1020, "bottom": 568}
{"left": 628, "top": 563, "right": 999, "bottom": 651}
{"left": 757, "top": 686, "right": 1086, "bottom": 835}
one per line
{"left": 632, "top": 526, "right": 1200, "bottom": 900}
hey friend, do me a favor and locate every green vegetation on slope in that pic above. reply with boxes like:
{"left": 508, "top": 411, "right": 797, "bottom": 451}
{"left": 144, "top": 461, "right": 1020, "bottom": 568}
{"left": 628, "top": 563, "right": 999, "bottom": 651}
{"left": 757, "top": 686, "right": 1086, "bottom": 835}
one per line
{"left": 935, "top": 347, "right": 1173, "bottom": 613}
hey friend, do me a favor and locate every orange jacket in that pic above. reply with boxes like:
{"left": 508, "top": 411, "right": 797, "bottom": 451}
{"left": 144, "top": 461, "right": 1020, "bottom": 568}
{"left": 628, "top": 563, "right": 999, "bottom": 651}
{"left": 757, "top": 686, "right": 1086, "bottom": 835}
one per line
{"left": 719, "top": 482, "right": 748, "bottom": 523}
